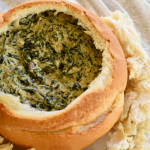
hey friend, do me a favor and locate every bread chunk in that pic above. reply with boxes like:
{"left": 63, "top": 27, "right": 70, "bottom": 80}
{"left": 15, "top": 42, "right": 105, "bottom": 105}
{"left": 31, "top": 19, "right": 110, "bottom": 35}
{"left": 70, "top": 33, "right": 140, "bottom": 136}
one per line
{"left": 0, "top": 136, "right": 13, "bottom": 150}
{"left": 102, "top": 11, "right": 150, "bottom": 150}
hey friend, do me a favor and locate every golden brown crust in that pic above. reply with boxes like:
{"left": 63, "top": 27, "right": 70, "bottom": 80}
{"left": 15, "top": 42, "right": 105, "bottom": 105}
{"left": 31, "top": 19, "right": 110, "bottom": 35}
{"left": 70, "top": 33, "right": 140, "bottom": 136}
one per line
{"left": 0, "top": 0, "right": 127, "bottom": 149}
{"left": 0, "top": 102, "right": 123, "bottom": 150}
{"left": 0, "top": 12, "right": 3, "bottom": 27}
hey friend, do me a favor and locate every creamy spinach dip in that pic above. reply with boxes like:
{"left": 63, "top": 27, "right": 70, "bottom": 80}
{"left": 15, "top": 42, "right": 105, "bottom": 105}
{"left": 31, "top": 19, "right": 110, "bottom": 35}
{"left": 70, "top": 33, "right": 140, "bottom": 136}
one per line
{"left": 0, "top": 10, "right": 102, "bottom": 111}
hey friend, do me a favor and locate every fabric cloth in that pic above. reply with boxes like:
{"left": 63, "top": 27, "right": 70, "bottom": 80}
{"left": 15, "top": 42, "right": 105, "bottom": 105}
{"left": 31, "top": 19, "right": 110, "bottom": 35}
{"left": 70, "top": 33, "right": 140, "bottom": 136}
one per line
{"left": 0, "top": 0, "right": 150, "bottom": 150}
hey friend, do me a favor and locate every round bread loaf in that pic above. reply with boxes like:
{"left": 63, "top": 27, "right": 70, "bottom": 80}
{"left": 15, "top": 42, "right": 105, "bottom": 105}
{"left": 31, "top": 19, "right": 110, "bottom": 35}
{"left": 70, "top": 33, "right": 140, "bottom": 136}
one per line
{"left": 0, "top": 0, "right": 127, "bottom": 149}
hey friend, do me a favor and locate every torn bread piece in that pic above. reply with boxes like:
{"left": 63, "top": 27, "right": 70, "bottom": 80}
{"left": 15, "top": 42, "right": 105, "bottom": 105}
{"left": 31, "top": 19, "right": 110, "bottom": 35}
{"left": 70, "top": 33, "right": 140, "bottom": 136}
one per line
{"left": 0, "top": 136, "right": 13, "bottom": 150}
{"left": 102, "top": 11, "right": 150, "bottom": 81}
{"left": 107, "top": 79, "right": 150, "bottom": 150}
{"left": 0, "top": 136, "right": 4, "bottom": 144}
{"left": 101, "top": 11, "right": 150, "bottom": 150}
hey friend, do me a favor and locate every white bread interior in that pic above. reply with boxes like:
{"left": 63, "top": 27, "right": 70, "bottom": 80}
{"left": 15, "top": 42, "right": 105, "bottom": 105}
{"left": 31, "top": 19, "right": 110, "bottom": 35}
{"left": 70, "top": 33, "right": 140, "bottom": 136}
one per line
{"left": 102, "top": 11, "right": 150, "bottom": 81}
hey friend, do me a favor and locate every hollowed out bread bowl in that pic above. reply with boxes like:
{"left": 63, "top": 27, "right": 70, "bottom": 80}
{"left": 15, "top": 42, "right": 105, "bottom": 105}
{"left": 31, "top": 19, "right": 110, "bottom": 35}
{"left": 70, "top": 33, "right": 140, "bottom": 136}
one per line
{"left": 0, "top": 0, "right": 127, "bottom": 149}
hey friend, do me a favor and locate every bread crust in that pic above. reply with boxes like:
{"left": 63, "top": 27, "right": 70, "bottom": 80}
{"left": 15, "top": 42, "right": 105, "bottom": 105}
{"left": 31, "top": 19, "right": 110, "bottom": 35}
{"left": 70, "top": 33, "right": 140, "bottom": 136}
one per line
{"left": 0, "top": 94, "right": 123, "bottom": 150}
{"left": 0, "top": 12, "right": 3, "bottom": 26}
{"left": 0, "top": 0, "right": 127, "bottom": 149}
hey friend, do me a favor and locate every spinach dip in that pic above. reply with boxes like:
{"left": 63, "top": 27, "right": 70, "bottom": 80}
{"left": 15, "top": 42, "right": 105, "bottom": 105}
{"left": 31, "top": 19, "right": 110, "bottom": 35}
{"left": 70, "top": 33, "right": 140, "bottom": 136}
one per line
{"left": 0, "top": 11, "right": 102, "bottom": 111}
